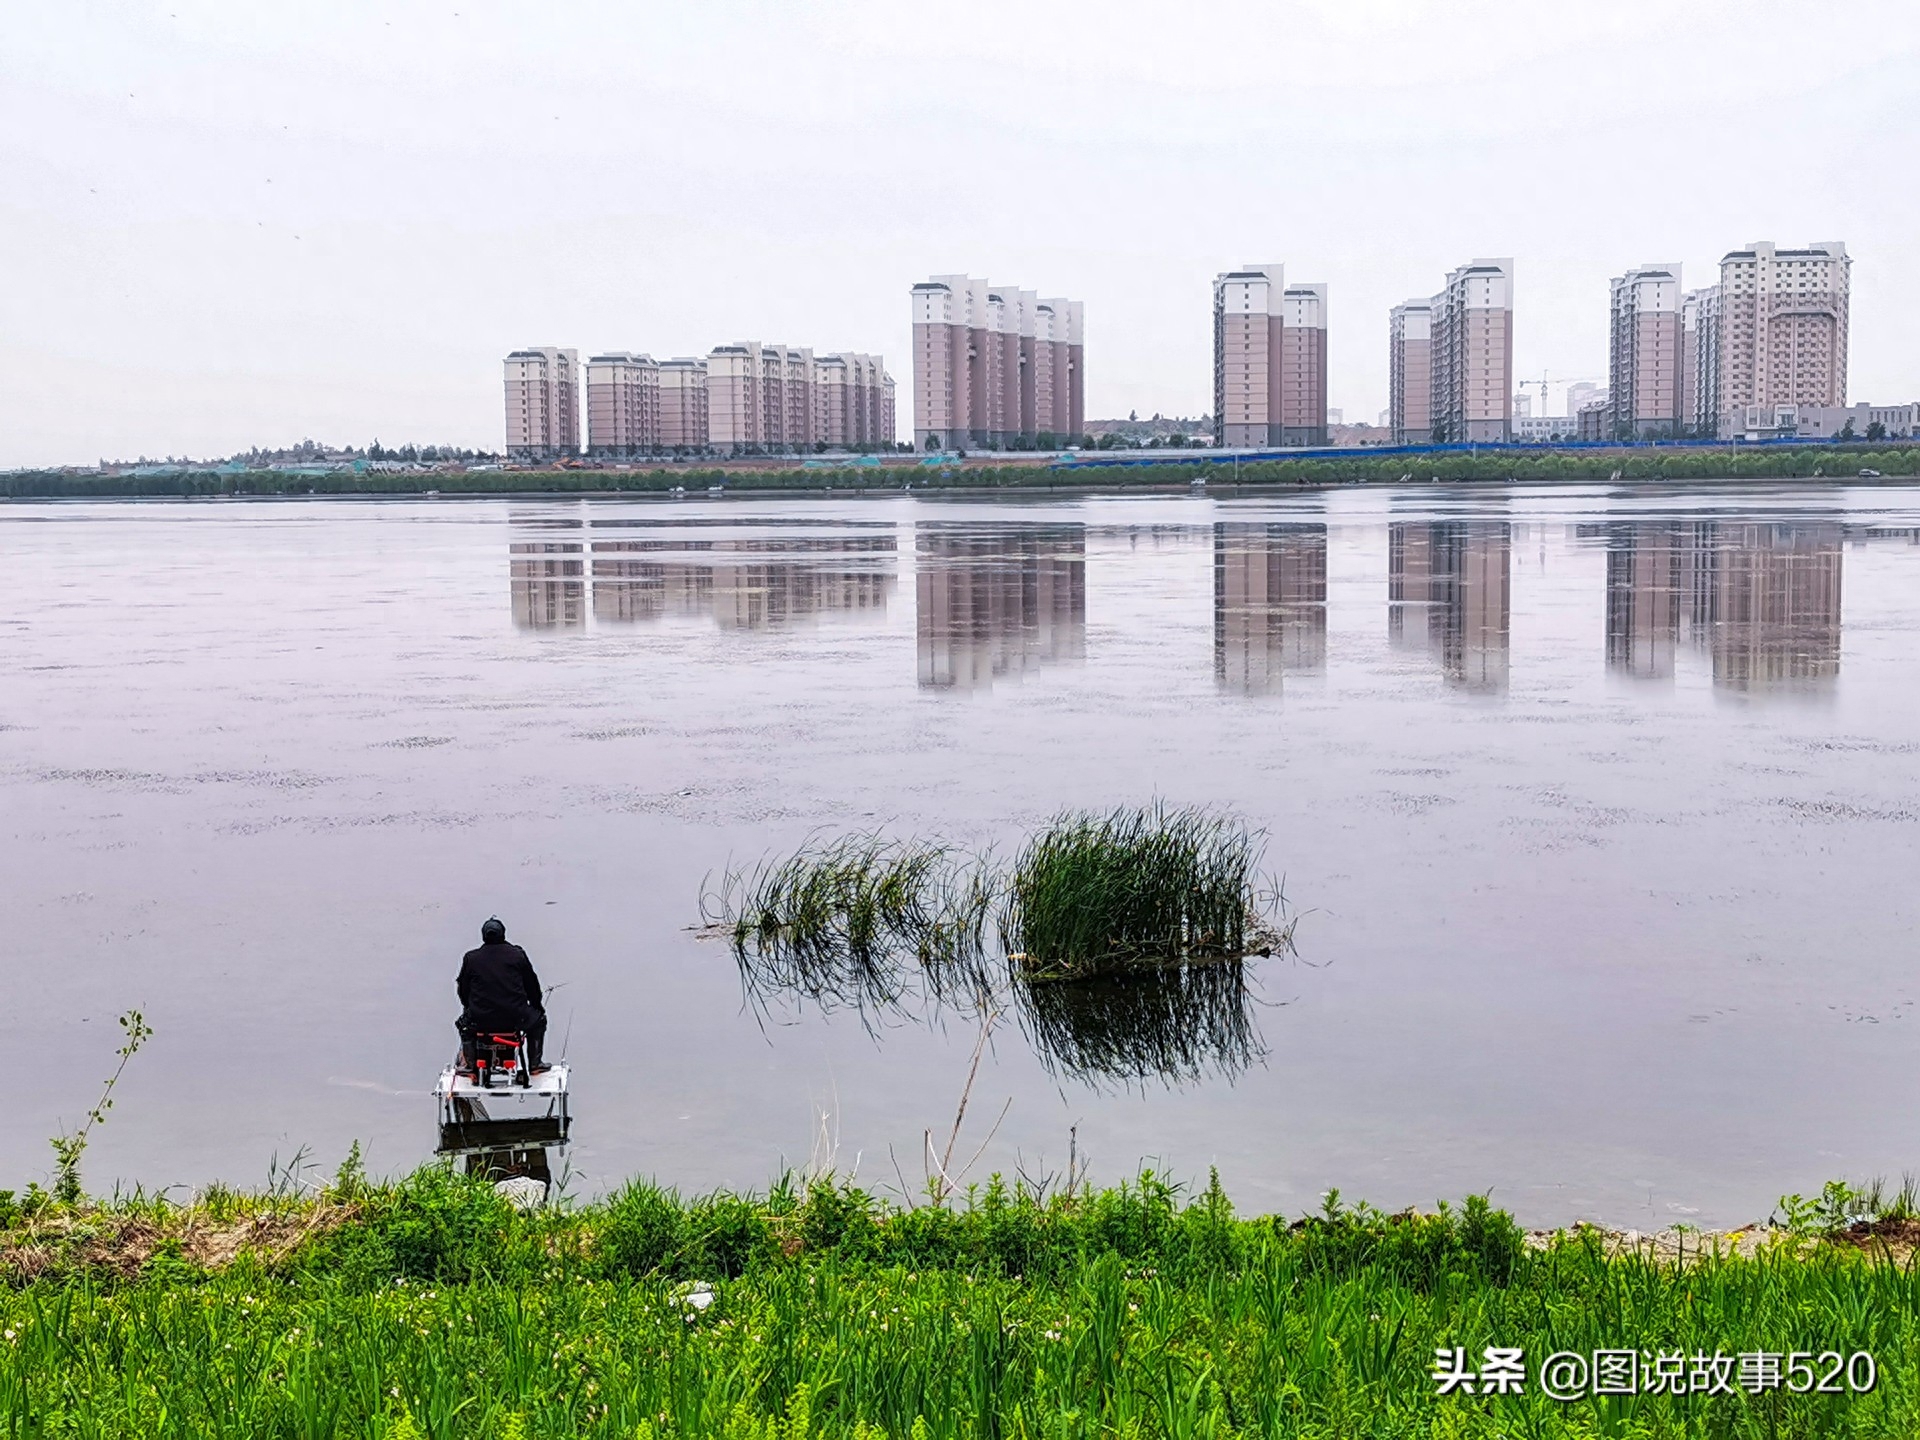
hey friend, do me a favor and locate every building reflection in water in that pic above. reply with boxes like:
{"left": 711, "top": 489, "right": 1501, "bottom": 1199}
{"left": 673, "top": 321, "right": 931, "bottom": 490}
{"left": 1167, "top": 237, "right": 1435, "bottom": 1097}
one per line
{"left": 1594, "top": 520, "right": 1842, "bottom": 693}
{"left": 592, "top": 532, "right": 894, "bottom": 629}
{"left": 1213, "top": 523, "right": 1327, "bottom": 695}
{"left": 507, "top": 516, "right": 895, "bottom": 631}
{"left": 915, "top": 523, "right": 1086, "bottom": 689}
{"left": 1387, "top": 521, "right": 1511, "bottom": 693}
{"left": 510, "top": 539, "right": 587, "bottom": 630}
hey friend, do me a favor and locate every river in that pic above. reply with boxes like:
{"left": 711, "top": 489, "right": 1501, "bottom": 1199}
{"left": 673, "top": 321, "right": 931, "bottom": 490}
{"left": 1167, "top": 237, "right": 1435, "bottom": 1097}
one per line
{"left": 5, "top": 484, "right": 1917, "bottom": 1228}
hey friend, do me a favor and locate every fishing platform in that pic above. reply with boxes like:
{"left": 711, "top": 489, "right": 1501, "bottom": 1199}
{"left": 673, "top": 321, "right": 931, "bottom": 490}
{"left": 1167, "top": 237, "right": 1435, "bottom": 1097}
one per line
{"left": 434, "top": 1036, "right": 571, "bottom": 1186}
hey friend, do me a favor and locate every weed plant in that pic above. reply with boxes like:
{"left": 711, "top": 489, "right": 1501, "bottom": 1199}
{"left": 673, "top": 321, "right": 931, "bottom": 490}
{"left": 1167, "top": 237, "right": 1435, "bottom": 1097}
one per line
{"left": 1001, "top": 804, "right": 1282, "bottom": 980}
{"left": 3, "top": 1165, "right": 1917, "bottom": 1437}
{"left": 711, "top": 809, "right": 1288, "bottom": 1085}
{"left": 708, "top": 834, "right": 996, "bottom": 1018}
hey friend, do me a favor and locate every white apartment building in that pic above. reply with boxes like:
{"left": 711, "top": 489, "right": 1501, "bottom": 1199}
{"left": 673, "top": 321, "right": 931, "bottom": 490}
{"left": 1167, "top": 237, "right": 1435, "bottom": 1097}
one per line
{"left": 503, "top": 347, "right": 580, "bottom": 461}
{"left": 1716, "top": 241, "right": 1850, "bottom": 439}
{"left": 1608, "top": 264, "right": 1684, "bottom": 439}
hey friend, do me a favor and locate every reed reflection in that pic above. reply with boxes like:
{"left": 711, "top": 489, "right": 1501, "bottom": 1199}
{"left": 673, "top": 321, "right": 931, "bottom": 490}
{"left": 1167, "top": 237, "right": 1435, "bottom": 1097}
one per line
{"left": 1594, "top": 520, "right": 1842, "bottom": 693}
{"left": 1014, "top": 962, "right": 1262, "bottom": 1087}
{"left": 1388, "top": 521, "right": 1512, "bottom": 693}
{"left": 1213, "top": 523, "right": 1327, "bottom": 695}
{"left": 915, "top": 523, "right": 1086, "bottom": 690}
{"left": 590, "top": 531, "right": 894, "bottom": 630}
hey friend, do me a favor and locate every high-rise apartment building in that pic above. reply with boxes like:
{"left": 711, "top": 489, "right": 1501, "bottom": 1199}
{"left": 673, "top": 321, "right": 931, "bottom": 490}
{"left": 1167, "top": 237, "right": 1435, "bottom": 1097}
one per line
{"left": 812, "top": 353, "right": 896, "bottom": 451}
{"left": 1608, "top": 264, "right": 1684, "bottom": 439}
{"left": 585, "top": 352, "right": 660, "bottom": 457}
{"left": 705, "top": 342, "right": 895, "bottom": 454}
{"left": 1213, "top": 266, "right": 1283, "bottom": 448}
{"left": 1715, "top": 241, "right": 1850, "bottom": 439}
{"left": 1280, "top": 284, "right": 1329, "bottom": 446}
{"left": 1388, "top": 301, "right": 1433, "bottom": 445}
{"left": 1429, "top": 259, "right": 1514, "bottom": 444}
{"left": 707, "top": 342, "right": 811, "bottom": 453}
{"left": 1680, "top": 286, "right": 1722, "bottom": 438}
{"left": 657, "top": 359, "right": 709, "bottom": 451}
{"left": 911, "top": 276, "right": 1082, "bottom": 450}
{"left": 1211, "top": 266, "right": 1330, "bottom": 448}
{"left": 503, "top": 347, "right": 581, "bottom": 461}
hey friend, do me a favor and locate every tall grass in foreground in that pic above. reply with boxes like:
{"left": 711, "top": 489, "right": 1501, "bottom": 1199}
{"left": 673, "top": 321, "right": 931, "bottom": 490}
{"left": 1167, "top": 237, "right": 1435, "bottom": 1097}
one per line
{"left": 4, "top": 1167, "right": 1918, "bottom": 1438}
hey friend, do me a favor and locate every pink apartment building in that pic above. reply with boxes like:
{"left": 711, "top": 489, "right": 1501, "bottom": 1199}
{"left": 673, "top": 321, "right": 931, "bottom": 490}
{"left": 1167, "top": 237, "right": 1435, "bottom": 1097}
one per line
{"left": 1279, "top": 284, "right": 1329, "bottom": 447}
{"left": 1211, "top": 266, "right": 1328, "bottom": 448}
{"left": 1608, "top": 265, "right": 1685, "bottom": 439}
{"left": 1681, "top": 287, "right": 1722, "bottom": 438}
{"left": 657, "top": 359, "right": 710, "bottom": 451}
{"left": 503, "top": 347, "right": 580, "bottom": 460}
{"left": 585, "top": 352, "right": 661, "bottom": 456}
{"left": 1714, "top": 241, "right": 1850, "bottom": 439}
{"left": 1213, "top": 266, "right": 1284, "bottom": 448}
{"left": 911, "top": 276, "right": 1082, "bottom": 450}
{"left": 1388, "top": 301, "right": 1433, "bottom": 445}
{"left": 707, "top": 342, "right": 895, "bottom": 454}
{"left": 1428, "top": 259, "right": 1514, "bottom": 444}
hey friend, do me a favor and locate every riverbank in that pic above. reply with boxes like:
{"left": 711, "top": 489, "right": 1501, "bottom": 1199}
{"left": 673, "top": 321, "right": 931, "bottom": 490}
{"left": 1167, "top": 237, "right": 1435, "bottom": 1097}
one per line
{"left": 5, "top": 1167, "right": 1916, "bottom": 1437}
{"left": 7, "top": 442, "right": 1920, "bottom": 500}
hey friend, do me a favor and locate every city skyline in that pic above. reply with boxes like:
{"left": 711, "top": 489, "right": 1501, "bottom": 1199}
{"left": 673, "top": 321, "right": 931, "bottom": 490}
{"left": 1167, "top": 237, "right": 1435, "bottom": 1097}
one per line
{"left": 5, "top": 2, "right": 1918, "bottom": 468}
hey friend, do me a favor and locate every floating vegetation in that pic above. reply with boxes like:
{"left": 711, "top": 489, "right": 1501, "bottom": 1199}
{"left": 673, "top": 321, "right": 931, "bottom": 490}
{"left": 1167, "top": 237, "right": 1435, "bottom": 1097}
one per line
{"left": 1002, "top": 803, "right": 1283, "bottom": 980}
{"left": 704, "top": 833, "right": 996, "bottom": 1016}
{"left": 706, "top": 805, "right": 1293, "bottom": 1084}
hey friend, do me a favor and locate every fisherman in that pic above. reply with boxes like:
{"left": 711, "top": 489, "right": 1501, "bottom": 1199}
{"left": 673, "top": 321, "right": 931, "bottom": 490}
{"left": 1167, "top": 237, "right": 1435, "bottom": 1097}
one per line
{"left": 456, "top": 916, "right": 549, "bottom": 1073}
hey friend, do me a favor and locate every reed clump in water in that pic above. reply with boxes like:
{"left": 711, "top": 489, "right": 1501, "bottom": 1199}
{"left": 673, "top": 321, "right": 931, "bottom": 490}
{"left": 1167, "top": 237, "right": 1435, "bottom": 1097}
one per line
{"left": 710, "top": 805, "right": 1291, "bottom": 1081}
{"left": 1002, "top": 803, "right": 1286, "bottom": 981}
{"left": 707, "top": 833, "right": 996, "bottom": 1015}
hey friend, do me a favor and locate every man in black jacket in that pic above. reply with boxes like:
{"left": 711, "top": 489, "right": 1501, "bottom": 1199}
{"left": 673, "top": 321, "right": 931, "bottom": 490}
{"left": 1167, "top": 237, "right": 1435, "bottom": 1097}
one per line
{"left": 456, "top": 917, "right": 549, "bottom": 1072}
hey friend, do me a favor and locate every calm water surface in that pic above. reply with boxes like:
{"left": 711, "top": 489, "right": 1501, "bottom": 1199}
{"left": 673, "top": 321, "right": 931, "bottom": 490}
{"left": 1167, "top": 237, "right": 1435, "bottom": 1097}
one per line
{"left": 6, "top": 486, "right": 1919, "bottom": 1228}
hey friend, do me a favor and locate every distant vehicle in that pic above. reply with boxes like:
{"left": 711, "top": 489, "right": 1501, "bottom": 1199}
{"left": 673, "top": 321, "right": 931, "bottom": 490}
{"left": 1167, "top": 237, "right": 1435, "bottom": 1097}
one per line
{"left": 1859, "top": 468, "right": 1883, "bottom": 478}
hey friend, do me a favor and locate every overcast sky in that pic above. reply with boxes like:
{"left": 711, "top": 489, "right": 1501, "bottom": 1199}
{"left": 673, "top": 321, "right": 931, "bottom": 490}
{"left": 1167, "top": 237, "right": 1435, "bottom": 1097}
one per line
{"left": 4, "top": 0, "right": 1916, "bottom": 466}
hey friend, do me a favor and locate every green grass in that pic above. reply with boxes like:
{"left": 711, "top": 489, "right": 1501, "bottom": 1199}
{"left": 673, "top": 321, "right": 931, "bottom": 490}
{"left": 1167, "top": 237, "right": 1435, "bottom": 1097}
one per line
{"left": 3, "top": 1166, "right": 1917, "bottom": 1438}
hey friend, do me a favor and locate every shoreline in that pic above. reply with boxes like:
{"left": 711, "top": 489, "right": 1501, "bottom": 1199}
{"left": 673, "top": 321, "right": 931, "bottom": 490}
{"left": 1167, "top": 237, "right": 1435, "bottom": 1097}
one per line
{"left": 6, "top": 442, "right": 1919, "bottom": 502}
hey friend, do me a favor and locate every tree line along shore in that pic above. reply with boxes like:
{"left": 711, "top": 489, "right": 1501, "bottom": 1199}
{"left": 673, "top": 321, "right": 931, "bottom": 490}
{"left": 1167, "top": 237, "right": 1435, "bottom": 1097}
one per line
{"left": 4, "top": 1165, "right": 1918, "bottom": 1438}
{"left": 6, "top": 442, "right": 1920, "bottom": 499}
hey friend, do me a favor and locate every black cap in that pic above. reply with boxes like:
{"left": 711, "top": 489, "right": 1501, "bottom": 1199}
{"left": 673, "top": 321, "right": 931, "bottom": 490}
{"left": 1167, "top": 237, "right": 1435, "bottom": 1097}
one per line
{"left": 481, "top": 916, "right": 506, "bottom": 942}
